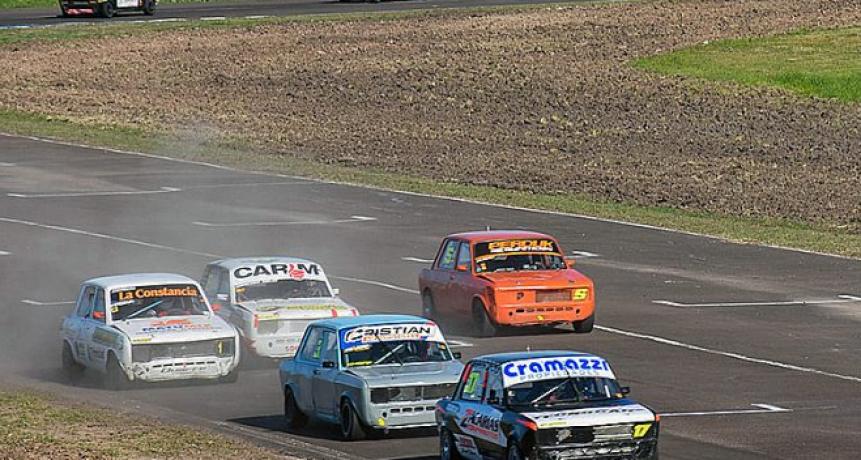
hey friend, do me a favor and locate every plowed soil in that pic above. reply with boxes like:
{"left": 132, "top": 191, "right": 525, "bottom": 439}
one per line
{"left": 2, "top": 0, "right": 860, "bottom": 226}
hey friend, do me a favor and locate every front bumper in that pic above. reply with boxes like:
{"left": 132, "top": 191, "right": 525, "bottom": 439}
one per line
{"left": 129, "top": 356, "right": 236, "bottom": 382}
{"left": 536, "top": 439, "right": 657, "bottom": 460}
{"left": 364, "top": 400, "right": 439, "bottom": 430}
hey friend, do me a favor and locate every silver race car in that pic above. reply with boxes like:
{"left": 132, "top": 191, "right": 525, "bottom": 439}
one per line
{"left": 61, "top": 273, "right": 240, "bottom": 389}
{"left": 280, "top": 315, "right": 464, "bottom": 440}
{"left": 202, "top": 257, "right": 360, "bottom": 359}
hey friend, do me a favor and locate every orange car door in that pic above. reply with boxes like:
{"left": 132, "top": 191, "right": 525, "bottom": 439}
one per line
{"left": 446, "top": 241, "right": 475, "bottom": 319}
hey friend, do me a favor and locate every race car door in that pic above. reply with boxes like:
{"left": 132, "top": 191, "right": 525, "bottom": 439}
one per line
{"left": 69, "top": 285, "right": 97, "bottom": 366}
{"left": 445, "top": 241, "right": 475, "bottom": 319}
{"left": 428, "top": 239, "right": 459, "bottom": 315}
{"left": 311, "top": 329, "right": 339, "bottom": 418}
{"left": 84, "top": 288, "right": 111, "bottom": 369}
{"left": 451, "top": 362, "right": 505, "bottom": 459}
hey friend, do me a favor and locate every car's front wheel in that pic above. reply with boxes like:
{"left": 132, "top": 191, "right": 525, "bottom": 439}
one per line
{"left": 142, "top": 0, "right": 156, "bottom": 15}
{"left": 507, "top": 444, "right": 536, "bottom": 460}
{"left": 340, "top": 400, "right": 367, "bottom": 441}
{"left": 440, "top": 428, "right": 464, "bottom": 460}
{"left": 572, "top": 313, "right": 594, "bottom": 333}
{"left": 104, "top": 354, "right": 130, "bottom": 390}
{"left": 472, "top": 301, "right": 498, "bottom": 338}
{"left": 283, "top": 387, "right": 308, "bottom": 430}
{"left": 422, "top": 291, "right": 437, "bottom": 321}
{"left": 98, "top": 0, "right": 115, "bottom": 18}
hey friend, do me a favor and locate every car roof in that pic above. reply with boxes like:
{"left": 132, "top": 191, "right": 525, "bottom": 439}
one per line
{"left": 84, "top": 273, "right": 199, "bottom": 291}
{"left": 310, "top": 314, "right": 433, "bottom": 331}
{"left": 446, "top": 230, "right": 555, "bottom": 243}
{"left": 209, "top": 257, "right": 320, "bottom": 271}
{"left": 471, "top": 350, "right": 604, "bottom": 364}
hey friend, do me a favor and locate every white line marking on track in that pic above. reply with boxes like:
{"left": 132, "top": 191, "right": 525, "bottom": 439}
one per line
{"left": 0, "top": 250, "right": 10, "bottom": 256}
{"left": 595, "top": 325, "right": 861, "bottom": 383}
{"left": 0, "top": 216, "right": 220, "bottom": 258}
{"left": 192, "top": 215, "right": 376, "bottom": 227}
{"left": 201, "top": 16, "right": 227, "bottom": 21}
{"left": 184, "top": 181, "right": 310, "bottom": 190}
{"left": 7, "top": 187, "right": 181, "bottom": 198}
{"left": 0, "top": 162, "right": 15, "bottom": 166}
{"left": 243, "top": 15, "right": 270, "bottom": 19}
{"left": 21, "top": 299, "right": 75, "bottom": 306}
{"left": 653, "top": 296, "right": 861, "bottom": 308}
{"left": 402, "top": 256, "right": 434, "bottom": 263}
{"left": 571, "top": 250, "right": 600, "bottom": 258}
{"left": 661, "top": 403, "right": 792, "bottom": 418}
{"left": 330, "top": 276, "right": 419, "bottom": 295}
{"left": 447, "top": 339, "right": 474, "bottom": 348}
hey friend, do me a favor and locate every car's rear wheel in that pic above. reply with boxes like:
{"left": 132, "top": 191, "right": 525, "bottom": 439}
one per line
{"left": 61, "top": 342, "right": 84, "bottom": 383}
{"left": 283, "top": 387, "right": 308, "bottom": 430}
{"left": 219, "top": 369, "right": 239, "bottom": 384}
{"left": 98, "top": 0, "right": 115, "bottom": 18}
{"left": 440, "top": 428, "right": 464, "bottom": 460}
{"left": 142, "top": 0, "right": 156, "bottom": 15}
{"left": 572, "top": 313, "right": 594, "bottom": 334}
{"left": 104, "top": 354, "right": 130, "bottom": 390}
{"left": 340, "top": 400, "right": 367, "bottom": 441}
{"left": 422, "top": 291, "right": 437, "bottom": 321}
{"left": 472, "top": 301, "right": 498, "bottom": 338}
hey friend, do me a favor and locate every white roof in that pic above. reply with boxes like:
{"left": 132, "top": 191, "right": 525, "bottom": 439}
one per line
{"left": 84, "top": 273, "right": 199, "bottom": 291}
{"left": 209, "top": 257, "right": 320, "bottom": 272}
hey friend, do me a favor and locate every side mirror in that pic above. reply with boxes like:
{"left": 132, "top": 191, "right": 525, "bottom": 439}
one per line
{"left": 322, "top": 361, "right": 336, "bottom": 368}
{"left": 92, "top": 311, "right": 105, "bottom": 320}
{"left": 620, "top": 386, "right": 631, "bottom": 396}
{"left": 453, "top": 351, "right": 462, "bottom": 359}
{"left": 566, "top": 259, "right": 576, "bottom": 268}
{"left": 332, "top": 288, "right": 340, "bottom": 296}
{"left": 211, "top": 304, "right": 222, "bottom": 312}
{"left": 456, "top": 264, "right": 469, "bottom": 272}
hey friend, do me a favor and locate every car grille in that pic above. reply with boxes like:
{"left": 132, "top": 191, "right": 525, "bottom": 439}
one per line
{"left": 536, "top": 290, "right": 572, "bottom": 303}
{"left": 371, "top": 383, "right": 458, "bottom": 403}
{"left": 539, "top": 425, "right": 635, "bottom": 446}
{"left": 132, "top": 339, "right": 234, "bottom": 362}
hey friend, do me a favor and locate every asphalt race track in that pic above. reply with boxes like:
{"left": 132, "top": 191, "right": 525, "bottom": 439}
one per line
{"left": 0, "top": 0, "right": 611, "bottom": 28}
{"left": 0, "top": 133, "right": 860, "bottom": 459}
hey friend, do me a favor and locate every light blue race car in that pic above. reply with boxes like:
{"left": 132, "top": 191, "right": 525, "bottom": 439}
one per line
{"left": 279, "top": 314, "right": 465, "bottom": 440}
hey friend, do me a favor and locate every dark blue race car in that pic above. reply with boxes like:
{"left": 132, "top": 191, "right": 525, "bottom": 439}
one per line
{"left": 436, "top": 351, "right": 659, "bottom": 460}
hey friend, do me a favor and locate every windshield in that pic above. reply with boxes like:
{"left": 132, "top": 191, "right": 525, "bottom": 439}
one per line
{"left": 110, "top": 284, "right": 209, "bottom": 321}
{"left": 474, "top": 239, "right": 566, "bottom": 273}
{"left": 507, "top": 376, "right": 623, "bottom": 408}
{"left": 341, "top": 340, "right": 453, "bottom": 367}
{"left": 236, "top": 279, "right": 331, "bottom": 301}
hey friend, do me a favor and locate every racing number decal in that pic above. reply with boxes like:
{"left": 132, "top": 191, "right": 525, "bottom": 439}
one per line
{"left": 464, "top": 372, "right": 480, "bottom": 395}
{"left": 573, "top": 288, "right": 589, "bottom": 301}
{"left": 633, "top": 423, "right": 652, "bottom": 438}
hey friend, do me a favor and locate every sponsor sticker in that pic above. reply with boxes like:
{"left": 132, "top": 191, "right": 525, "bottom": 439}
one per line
{"left": 502, "top": 356, "right": 615, "bottom": 387}
{"left": 233, "top": 263, "right": 324, "bottom": 284}
{"left": 457, "top": 406, "right": 505, "bottom": 446}
{"left": 474, "top": 239, "right": 562, "bottom": 262}
{"left": 339, "top": 322, "right": 443, "bottom": 350}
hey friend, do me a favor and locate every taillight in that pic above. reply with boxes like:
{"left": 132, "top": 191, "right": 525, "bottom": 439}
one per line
{"left": 516, "top": 417, "right": 538, "bottom": 431}
{"left": 211, "top": 304, "right": 221, "bottom": 312}
{"left": 253, "top": 314, "right": 259, "bottom": 329}
{"left": 655, "top": 414, "right": 661, "bottom": 422}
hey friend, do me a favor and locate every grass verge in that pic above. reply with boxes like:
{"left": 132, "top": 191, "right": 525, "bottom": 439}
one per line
{"left": 0, "top": 388, "right": 284, "bottom": 459}
{"left": 634, "top": 27, "right": 861, "bottom": 102}
{"left": 2, "top": 108, "right": 859, "bottom": 258}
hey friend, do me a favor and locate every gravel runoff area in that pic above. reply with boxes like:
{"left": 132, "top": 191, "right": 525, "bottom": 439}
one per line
{"left": 1, "top": 0, "right": 860, "bottom": 227}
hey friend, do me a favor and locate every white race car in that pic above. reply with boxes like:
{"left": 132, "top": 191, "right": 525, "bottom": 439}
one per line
{"left": 201, "top": 257, "right": 360, "bottom": 359}
{"left": 61, "top": 273, "right": 241, "bottom": 389}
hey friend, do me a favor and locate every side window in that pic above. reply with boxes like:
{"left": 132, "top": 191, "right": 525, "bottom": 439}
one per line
{"left": 456, "top": 242, "right": 471, "bottom": 272}
{"left": 77, "top": 286, "right": 96, "bottom": 318}
{"left": 486, "top": 366, "right": 503, "bottom": 404}
{"left": 91, "top": 288, "right": 106, "bottom": 323}
{"left": 202, "top": 267, "right": 219, "bottom": 296}
{"left": 217, "top": 270, "right": 230, "bottom": 297}
{"left": 320, "top": 331, "right": 338, "bottom": 365}
{"left": 458, "top": 363, "right": 487, "bottom": 402}
{"left": 438, "top": 239, "right": 459, "bottom": 270}
{"left": 299, "top": 328, "right": 325, "bottom": 364}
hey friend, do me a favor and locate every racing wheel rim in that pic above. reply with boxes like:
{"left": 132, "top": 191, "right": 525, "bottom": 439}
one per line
{"left": 440, "top": 430, "right": 453, "bottom": 460}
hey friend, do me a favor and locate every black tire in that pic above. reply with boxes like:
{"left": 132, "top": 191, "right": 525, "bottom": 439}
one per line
{"left": 283, "top": 387, "right": 308, "bottom": 430}
{"left": 440, "top": 428, "right": 464, "bottom": 460}
{"left": 61, "top": 342, "right": 84, "bottom": 383}
{"left": 219, "top": 369, "right": 239, "bottom": 384}
{"left": 647, "top": 443, "right": 659, "bottom": 460}
{"left": 98, "top": 0, "right": 115, "bottom": 18}
{"left": 572, "top": 314, "right": 594, "bottom": 334}
{"left": 472, "top": 301, "right": 498, "bottom": 338}
{"left": 104, "top": 354, "right": 130, "bottom": 390}
{"left": 58, "top": 2, "right": 70, "bottom": 17}
{"left": 507, "top": 444, "right": 536, "bottom": 460}
{"left": 339, "top": 400, "right": 367, "bottom": 441}
{"left": 422, "top": 291, "right": 437, "bottom": 321}
{"left": 142, "top": 0, "right": 155, "bottom": 15}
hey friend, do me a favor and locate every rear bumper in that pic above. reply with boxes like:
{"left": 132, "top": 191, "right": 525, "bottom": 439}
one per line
{"left": 60, "top": 0, "right": 103, "bottom": 6}
{"left": 492, "top": 301, "right": 594, "bottom": 326}
{"left": 245, "top": 333, "right": 303, "bottom": 358}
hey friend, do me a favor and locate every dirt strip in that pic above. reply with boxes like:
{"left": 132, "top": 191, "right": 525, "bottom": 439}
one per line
{"left": 1, "top": 0, "right": 860, "bottom": 226}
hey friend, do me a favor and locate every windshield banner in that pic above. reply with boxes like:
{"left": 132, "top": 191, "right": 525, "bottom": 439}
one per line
{"left": 340, "top": 323, "right": 444, "bottom": 350}
{"left": 474, "top": 239, "right": 561, "bottom": 262}
{"left": 502, "top": 356, "right": 615, "bottom": 387}
{"left": 232, "top": 262, "right": 326, "bottom": 286}
{"left": 111, "top": 284, "right": 200, "bottom": 304}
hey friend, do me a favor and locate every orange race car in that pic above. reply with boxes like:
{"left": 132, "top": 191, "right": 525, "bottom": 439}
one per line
{"left": 418, "top": 230, "right": 595, "bottom": 337}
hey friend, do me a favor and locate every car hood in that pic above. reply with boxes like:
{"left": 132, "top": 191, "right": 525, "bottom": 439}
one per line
{"left": 478, "top": 270, "right": 590, "bottom": 290}
{"left": 522, "top": 402, "right": 655, "bottom": 429}
{"left": 346, "top": 361, "right": 464, "bottom": 387}
{"left": 112, "top": 315, "right": 236, "bottom": 345}
{"left": 236, "top": 297, "right": 358, "bottom": 320}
